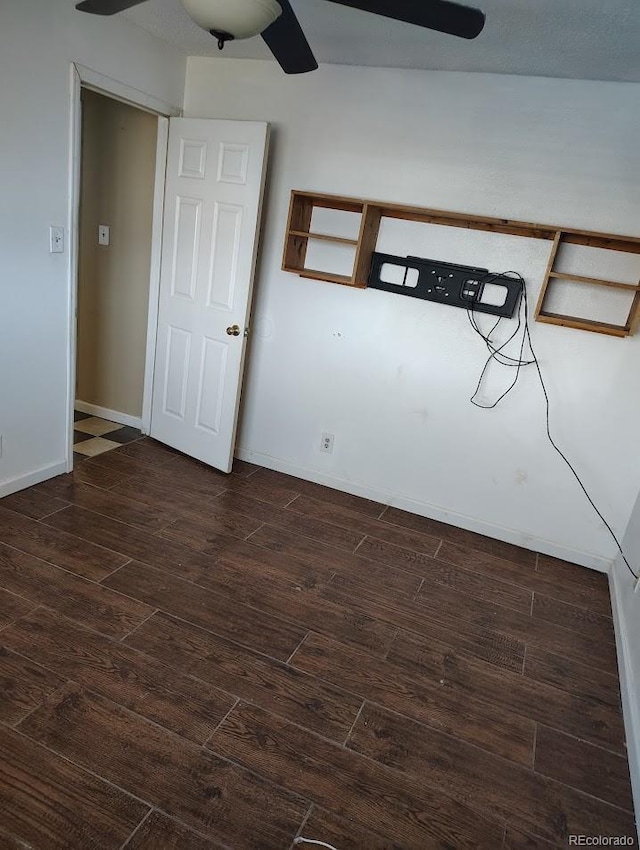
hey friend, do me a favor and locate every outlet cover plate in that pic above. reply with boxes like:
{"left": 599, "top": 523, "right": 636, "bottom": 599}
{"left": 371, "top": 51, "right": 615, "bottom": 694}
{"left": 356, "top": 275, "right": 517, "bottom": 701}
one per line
{"left": 320, "top": 433, "right": 334, "bottom": 454}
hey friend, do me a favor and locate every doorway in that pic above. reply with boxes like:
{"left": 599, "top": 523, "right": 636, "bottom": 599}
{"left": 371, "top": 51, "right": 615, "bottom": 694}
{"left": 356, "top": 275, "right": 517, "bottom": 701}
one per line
{"left": 73, "top": 88, "right": 158, "bottom": 462}
{"left": 69, "top": 68, "right": 270, "bottom": 476}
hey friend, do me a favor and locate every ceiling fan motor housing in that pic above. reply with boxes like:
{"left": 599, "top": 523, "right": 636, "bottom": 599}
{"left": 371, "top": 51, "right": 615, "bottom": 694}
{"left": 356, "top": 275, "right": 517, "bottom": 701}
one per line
{"left": 180, "top": 0, "right": 283, "bottom": 39}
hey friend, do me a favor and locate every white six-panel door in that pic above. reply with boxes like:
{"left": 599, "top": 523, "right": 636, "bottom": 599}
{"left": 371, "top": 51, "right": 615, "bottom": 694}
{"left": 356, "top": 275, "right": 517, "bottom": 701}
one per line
{"left": 150, "top": 119, "right": 268, "bottom": 473}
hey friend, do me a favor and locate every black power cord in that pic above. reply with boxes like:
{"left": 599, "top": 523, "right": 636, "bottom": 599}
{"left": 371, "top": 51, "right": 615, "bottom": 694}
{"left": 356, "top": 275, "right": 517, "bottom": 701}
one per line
{"left": 467, "top": 272, "right": 534, "bottom": 409}
{"left": 468, "top": 272, "right": 638, "bottom": 582}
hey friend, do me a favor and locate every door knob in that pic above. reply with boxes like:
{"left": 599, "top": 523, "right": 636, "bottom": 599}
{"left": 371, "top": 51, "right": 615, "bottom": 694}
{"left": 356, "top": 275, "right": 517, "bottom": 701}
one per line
{"left": 226, "top": 324, "right": 241, "bottom": 337}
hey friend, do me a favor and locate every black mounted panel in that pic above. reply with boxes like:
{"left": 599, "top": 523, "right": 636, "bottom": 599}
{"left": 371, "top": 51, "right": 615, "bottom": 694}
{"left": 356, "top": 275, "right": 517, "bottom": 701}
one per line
{"left": 368, "top": 253, "right": 522, "bottom": 319}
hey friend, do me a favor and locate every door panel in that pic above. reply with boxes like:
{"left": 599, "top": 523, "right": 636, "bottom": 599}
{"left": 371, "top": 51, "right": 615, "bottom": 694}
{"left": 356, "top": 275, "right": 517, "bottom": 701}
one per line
{"left": 150, "top": 119, "right": 268, "bottom": 473}
{"left": 196, "top": 338, "right": 227, "bottom": 434}
{"left": 171, "top": 198, "right": 200, "bottom": 299}
{"left": 163, "top": 326, "right": 191, "bottom": 420}
{"left": 208, "top": 202, "right": 243, "bottom": 309}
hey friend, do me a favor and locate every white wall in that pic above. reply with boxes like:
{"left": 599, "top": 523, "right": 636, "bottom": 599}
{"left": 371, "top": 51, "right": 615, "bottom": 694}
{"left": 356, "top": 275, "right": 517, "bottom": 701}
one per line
{"left": 611, "top": 496, "right": 640, "bottom": 824}
{"left": 185, "top": 59, "right": 640, "bottom": 568}
{"left": 0, "top": 0, "right": 185, "bottom": 495}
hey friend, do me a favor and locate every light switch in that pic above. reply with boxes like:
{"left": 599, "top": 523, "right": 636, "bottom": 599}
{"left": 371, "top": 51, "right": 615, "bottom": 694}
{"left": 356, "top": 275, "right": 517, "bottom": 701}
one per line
{"left": 98, "top": 225, "right": 110, "bottom": 246}
{"left": 49, "top": 226, "right": 64, "bottom": 254}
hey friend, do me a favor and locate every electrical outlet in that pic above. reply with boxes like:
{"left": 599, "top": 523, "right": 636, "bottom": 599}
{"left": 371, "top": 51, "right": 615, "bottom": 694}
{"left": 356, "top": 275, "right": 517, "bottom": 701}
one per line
{"left": 320, "top": 433, "right": 334, "bottom": 454}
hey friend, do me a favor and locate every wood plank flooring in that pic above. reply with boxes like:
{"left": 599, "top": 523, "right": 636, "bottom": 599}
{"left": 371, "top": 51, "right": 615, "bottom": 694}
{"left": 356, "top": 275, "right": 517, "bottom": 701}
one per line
{"left": 0, "top": 439, "right": 636, "bottom": 849}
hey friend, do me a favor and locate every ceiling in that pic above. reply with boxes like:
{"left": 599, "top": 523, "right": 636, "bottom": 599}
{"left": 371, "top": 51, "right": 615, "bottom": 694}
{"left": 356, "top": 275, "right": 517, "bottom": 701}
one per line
{"left": 121, "top": 0, "right": 640, "bottom": 83}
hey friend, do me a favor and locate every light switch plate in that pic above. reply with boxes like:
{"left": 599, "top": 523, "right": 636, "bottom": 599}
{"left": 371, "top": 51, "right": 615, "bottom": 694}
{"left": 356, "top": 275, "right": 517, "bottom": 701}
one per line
{"left": 98, "top": 225, "right": 110, "bottom": 246}
{"left": 49, "top": 226, "right": 64, "bottom": 254}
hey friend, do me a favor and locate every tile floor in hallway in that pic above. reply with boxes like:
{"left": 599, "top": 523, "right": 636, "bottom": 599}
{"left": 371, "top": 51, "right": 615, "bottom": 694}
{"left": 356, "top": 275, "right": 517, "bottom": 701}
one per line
{"left": 0, "top": 438, "right": 636, "bottom": 849}
{"left": 73, "top": 410, "right": 142, "bottom": 461}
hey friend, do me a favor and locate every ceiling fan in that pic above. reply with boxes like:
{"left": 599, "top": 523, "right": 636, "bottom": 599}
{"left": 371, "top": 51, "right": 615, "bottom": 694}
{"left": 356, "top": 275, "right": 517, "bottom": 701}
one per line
{"left": 75, "top": 0, "right": 486, "bottom": 75}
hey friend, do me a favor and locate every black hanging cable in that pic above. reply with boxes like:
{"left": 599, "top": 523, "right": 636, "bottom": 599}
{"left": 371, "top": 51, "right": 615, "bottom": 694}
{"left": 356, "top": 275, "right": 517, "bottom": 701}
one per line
{"left": 468, "top": 272, "right": 533, "bottom": 409}
{"left": 469, "top": 271, "right": 638, "bottom": 582}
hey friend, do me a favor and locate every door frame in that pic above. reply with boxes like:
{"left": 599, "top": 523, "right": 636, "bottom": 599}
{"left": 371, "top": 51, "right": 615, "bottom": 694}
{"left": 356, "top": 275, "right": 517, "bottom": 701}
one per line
{"left": 67, "top": 62, "right": 181, "bottom": 471}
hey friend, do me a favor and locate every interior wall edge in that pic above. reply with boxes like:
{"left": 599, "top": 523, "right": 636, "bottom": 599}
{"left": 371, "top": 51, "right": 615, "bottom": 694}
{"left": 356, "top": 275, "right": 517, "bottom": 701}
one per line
{"left": 234, "top": 446, "right": 612, "bottom": 573}
{"left": 610, "top": 563, "right": 640, "bottom": 836}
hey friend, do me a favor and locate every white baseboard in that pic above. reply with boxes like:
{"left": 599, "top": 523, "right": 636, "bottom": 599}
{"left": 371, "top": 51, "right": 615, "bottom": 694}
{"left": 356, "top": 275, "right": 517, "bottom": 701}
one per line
{"left": 610, "top": 565, "right": 640, "bottom": 838}
{"left": 75, "top": 400, "right": 142, "bottom": 431}
{"left": 235, "top": 447, "right": 612, "bottom": 573}
{"left": 0, "top": 460, "right": 68, "bottom": 498}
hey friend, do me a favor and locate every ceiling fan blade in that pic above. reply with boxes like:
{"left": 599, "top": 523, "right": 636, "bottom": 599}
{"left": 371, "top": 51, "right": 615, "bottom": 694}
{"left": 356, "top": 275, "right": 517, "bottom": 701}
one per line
{"left": 262, "top": 0, "right": 318, "bottom": 74}
{"left": 75, "top": 0, "right": 149, "bottom": 15}
{"left": 325, "top": 0, "right": 485, "bottom": 39}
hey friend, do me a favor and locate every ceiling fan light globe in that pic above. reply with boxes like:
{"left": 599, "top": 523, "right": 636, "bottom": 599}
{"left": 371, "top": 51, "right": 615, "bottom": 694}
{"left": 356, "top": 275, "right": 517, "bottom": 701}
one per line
{"left": 180, "top": 0, "right": 282, "bottom": 39}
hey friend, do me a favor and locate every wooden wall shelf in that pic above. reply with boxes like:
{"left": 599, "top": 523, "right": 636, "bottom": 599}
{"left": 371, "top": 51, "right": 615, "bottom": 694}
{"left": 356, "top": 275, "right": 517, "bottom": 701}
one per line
{"left": 282, "top": 190, "right": 640, "bottom": 337}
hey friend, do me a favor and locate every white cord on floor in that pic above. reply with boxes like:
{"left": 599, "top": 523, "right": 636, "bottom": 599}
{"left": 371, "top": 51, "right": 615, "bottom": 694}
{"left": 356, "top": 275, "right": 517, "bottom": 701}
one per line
{"left": 294, "top": 837, "right": 340, "bottom": 850}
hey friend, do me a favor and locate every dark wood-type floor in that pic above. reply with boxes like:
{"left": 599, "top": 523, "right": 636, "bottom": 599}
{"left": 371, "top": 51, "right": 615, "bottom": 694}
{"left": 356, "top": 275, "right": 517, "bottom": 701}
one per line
{"left": 0, "top": 438, "right": 636, "bottom": 849}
